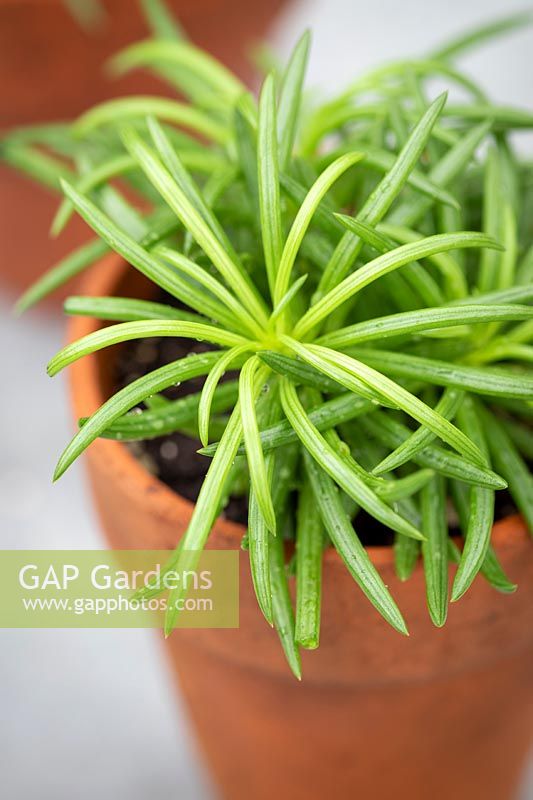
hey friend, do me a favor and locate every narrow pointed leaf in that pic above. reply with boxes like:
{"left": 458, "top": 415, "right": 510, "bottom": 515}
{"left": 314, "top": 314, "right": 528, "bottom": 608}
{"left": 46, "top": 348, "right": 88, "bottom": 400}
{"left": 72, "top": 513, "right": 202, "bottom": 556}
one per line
{"left": 317, "top": 93, "right": 448, "bottom": 295}
{"left": 247, "top": 388, "right": 284, "bottom": 626}
{"left": 156, "top": 245, "right": 263, "bottom": 338}
{"left": 259, "top": 350, "right": 342, "bottom": 393}
{"left": 394, "top": 534, "right": 420, "bottom": 581}
{"left": 274, "top": 151, "right": 365, "bottom": 305}
{"left": 240, "top": 358, "right": 277, "bottom": 534}
{"left": 295, "top": 476, "right": 323, "bottom": 648}
{"left": 91, "top": 380, "right": 238, "bottom": 441}
{"left": 140, "top": 0, "right": 185, "bottom": 40}
{"left": 120, "top": 127, "right": 269, "bottom": 325}
{"left": 360, "top": 413, "right": 506, "bottom": 490}
{"left": 297, "top": 231, "right": 501, "bottom": 337}
{"left": 164, "top": 404, "right": 244, "bottom": 635}
{"left": 347, "top": 348, "right": 533, "bottom": 400}
{"left": 58, "top": 180, "right": 239, "bottom": 328}
{"left": 164, "top": 366, "right": 268, "bottom": 635}
{"left": 110, "top": 40, "right": 245, "bottom": 101}
{"left": 258, "top": 73, "right": 283, "bottom": 295}
{"left": 200, "top": 391, "right": 374, "bottom": 458}
{"left": 47, "top": 320, "right": 248, "bottom": 376}
{"left": 51, "top": 154, "right": 136, "bottom": 236}
{"left": 319, "top": 305, "right": 533, "bottom": 349}
{"left": 15, "top": 239, "right": 109, "bottom": 313}
{"left": 198, "top": 345, "right": 249, "bottom": 447}
{"left": 73, "top": 96, "right": 228, "bottom": 142}
{"left": 282, "top": 339, "right": 486, "bottom": 467}
{"left": 452, "top": 286, "right": 533, "bottom": 306}
{"left": 277, "top": 30, "right": 311, "bottom": 169}
{"left": 54, "top": 352, "right": 222, "bottom": 480}
{"left": 270, "top": 274, "right": 308, "bottom": 325}
{"left": 64, "top": 295, "right": 206, "bottom": 324}
{"left": 449, "top": 481, "right": 517, "bottom": 593}
{"left": 389, "top": 121, "right": 492, "bottom": 228}
{"left": 374, "top": 388, "right": 464, "bottom": 475}
{"left": 451, "top": 396, "right": 494, "bottom": 601}
{"left": 303, "top": 451, "right": 408, "bottom": 635}
{"left": 421, "top": 474, "right": 449, "bottom": 626}
{"left": 147, "top": 116, "right": 239, "bottom": 259}
{"left": 269, "top": 525, "right": 302, "bottom": 679}
{"left": 280, "top": 379, "right": 423, "bottom": 540}
{"left": 478, "top": 405, "right": 533, "bottom": 535}
{"left": 261, "top": 350, "right": 386, "bottom": 404}
{"left": 431, "top": 10, "right": 533, "bottom": 60}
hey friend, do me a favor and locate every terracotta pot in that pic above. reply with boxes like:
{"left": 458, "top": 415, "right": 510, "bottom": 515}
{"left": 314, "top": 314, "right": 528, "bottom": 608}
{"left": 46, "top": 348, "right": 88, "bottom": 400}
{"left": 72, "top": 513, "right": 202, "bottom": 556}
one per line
{"left": 0, "top": 0, "right": 288, "bottom": 297}
{"left": 67, "top": 255, "right": 533, "bottom": 800}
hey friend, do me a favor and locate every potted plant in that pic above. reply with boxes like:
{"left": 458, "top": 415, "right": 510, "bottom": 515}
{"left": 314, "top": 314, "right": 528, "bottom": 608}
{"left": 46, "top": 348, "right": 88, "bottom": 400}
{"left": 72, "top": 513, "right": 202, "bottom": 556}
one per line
{"left": 6, "top": 9, "right": 533, "bottom": 800}
{"left": 0, "top": 0, "right": 288, "bottom": 295}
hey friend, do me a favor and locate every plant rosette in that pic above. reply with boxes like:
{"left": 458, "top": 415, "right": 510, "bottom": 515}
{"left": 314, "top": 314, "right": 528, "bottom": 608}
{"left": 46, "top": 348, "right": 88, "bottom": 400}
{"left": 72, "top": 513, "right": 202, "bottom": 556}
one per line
{"left": 68, "top": 253, "right": 533, "bottom": 800}
{"left": 6, "top": 6, "right": 533, "bottom": 800}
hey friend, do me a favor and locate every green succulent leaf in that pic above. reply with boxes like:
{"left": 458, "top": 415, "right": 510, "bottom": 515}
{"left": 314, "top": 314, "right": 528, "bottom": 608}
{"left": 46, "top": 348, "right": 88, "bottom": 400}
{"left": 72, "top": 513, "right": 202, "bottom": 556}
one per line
{"left": 421, "top": 474, "right": 449, "bottom": 627}
{"left": 451, "top": 396, "right": 495, "bottom": 601}
{"left": 111, "top": 38, "right": 244, "bottom": 97}
{"left": 449, "top": 483, "right": 517, "bottom": 594}
{"left": 394, "top": 532, "right": 420, "bottom": 582}
{"left": 146, "top": 116, "right": 238, "bottom": 257}
{"left": 269, "top": 519, "right": 302, "bottom": 679}
{"left": 198, "top": 346, "right": 250, "bottom": 447}
{"left": 64, "top": 295, "right": 207, "bottom": 324}
{"left": 298, "top": 231, "right": 501, "bottom": 337}
{"left": 140, "top": 0, "right": 186, "bottom": 40}
{"left": 478, "top": 405, "right": 533, "bottom": 535}
{"left": 348, "top": 348, "right": 533, "bottom": 400}
{"left": 73, "top": 96, "right": 229, "bottom": 142}
{"left": 281, "top": 338, "right": 486, "bottom": 467}
{"left": 304, "top": 450, "right": 408, "bottom": 635}
{"left": 389, "top": 121, "right": 492, "bottom": 228}
{"left": 280, "top": 379, "right": 423, "bottom": 540}
{"left": 47, "top": 320, "right": 250, "bottom": 377}
{"left": 200, "top": 389, "right": 377, "bottom": 459}
{"left": 258, "top": 73, "right": 284, "bottom": 296}
{"left": 120, "top": 127, "right": 269, "bottom": 325}
{"left": 247, "top": 388, "right": 284, "bottom": 626}
{"left": 374, "top": 388, "right": 464, "bottom": 475}
{"left": 15, "top": 239, "right": 109, "bottom": 314}
{"left": 261, "top": 350, "right": 388, "bottom": 405}
{"left": 277, "top": 30, "right": 311, "bottom": 169}
{"left": 164, "top": 364, "right": 269, "bottom": 636}
{"left": 86, "top": 380, "right": 238, "bottom": 442}
{"left": 53, "top": 352, "right": 223, "bottom": 480}
{"left": 361, "top": 413, "right": 506, "bottom": 490}
{"left": 317, "top": 93, "right": 449, "bottom": 295}
{"left": 319, "top": 304, "right": 533, "bottom": 348}
{"left": 240, "top": 359, "right": 277, "bottom": 534}
{"left": 295, "top": 476, "right": 324, "bottom": 649}
{"left": 274, "top": 151, "right": 365, "bottom": 306}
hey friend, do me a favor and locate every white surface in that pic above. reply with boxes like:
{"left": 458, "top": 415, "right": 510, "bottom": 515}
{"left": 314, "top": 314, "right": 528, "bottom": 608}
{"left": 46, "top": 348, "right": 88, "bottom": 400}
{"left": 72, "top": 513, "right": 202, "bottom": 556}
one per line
{"left": 1, "top": 0, "right": 533, "bottom": 797}
{"left": 272, "top": 0, "right": 533, "bottom": 109}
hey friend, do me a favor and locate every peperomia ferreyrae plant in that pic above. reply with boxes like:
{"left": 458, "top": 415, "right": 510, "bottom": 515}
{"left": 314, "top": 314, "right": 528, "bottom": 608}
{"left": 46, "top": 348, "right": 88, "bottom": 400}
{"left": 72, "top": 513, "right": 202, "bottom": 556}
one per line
{"left": 3, "top": 1, "right": 533, "bottom": 677}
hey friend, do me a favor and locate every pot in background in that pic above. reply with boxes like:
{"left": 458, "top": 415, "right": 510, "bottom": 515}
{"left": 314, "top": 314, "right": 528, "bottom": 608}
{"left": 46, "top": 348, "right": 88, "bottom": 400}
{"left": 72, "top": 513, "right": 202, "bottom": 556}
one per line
{"left": 68, "top": 255, "right": 533, "bottom": 800}
{"left": 0, "top": 0, "right": 289, "bottom": 296}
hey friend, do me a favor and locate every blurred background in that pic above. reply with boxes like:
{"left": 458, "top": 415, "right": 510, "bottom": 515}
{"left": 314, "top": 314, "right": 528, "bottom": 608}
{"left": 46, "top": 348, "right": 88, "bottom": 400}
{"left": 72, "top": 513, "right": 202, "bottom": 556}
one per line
{"left": 1, "top": 0, "right": 532, "bottom": 797}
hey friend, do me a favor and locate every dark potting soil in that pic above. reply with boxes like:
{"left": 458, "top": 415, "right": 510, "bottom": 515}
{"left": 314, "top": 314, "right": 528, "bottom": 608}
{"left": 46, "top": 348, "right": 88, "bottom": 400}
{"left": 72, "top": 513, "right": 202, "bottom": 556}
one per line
{"left": 113, "top": 292, "right": 521, "bottom": 544}
{"left": 115, "top": 332, "right": 249, "bottom": 526}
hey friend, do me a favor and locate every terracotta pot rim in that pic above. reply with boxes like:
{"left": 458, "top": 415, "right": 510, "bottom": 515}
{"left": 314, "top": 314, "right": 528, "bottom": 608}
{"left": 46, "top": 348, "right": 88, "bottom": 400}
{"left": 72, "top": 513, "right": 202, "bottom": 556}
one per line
{"left": 67, "top": 254, "right": 529, "bottom": 562}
